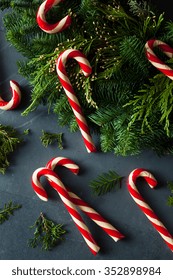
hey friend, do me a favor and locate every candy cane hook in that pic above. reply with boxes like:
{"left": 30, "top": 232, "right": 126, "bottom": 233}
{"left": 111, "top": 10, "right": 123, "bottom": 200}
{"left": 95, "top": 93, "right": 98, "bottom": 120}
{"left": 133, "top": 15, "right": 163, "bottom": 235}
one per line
{"left": 127, "top": 168, "right": 173, "bottom": 251}
{"left": 32, "top": 167, "right": 100, "bottom": 255}
{"left": 37, "top": 0, "right": 72, "bottom": 34}
{"left": 56, "top": 49, "right": 96, "bottom": 153}
{"left": 0, "top": 80, "right": 21, "bottom": 110}
{"left": 46, "top": 156, "right": 125, "bottom": 242}
{"left": 145, "top": 39, "right": 173, "bottom": 80}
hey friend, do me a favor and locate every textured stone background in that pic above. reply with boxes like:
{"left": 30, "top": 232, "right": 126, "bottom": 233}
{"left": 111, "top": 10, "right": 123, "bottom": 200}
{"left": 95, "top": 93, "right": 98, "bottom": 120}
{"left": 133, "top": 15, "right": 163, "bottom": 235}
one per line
{"left": 0, "top": 2, "right": 173, "bottom": 260}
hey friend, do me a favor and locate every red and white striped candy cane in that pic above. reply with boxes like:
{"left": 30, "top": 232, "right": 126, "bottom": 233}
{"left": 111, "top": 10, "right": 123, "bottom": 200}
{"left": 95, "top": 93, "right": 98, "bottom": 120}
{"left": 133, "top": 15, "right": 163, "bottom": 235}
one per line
{"left": 145, "top": 39, "right": 173, "bottom": 79}
{"left": 37, "top": 0, "right": 71, "bottom": 34}
{"left": 46, "top": 156, "right": 125, "bottom": 242}
{"left": 128, "top": 168, "right": 173, "bottom": 252}
{"left": 32, "top": 167, "right": 100, "bottom": 255}
{"left": 0, "top": 80, "right": 21, "bottom": 110}
{"left": 56, "top": 49, "right": 96, "bottom": 153}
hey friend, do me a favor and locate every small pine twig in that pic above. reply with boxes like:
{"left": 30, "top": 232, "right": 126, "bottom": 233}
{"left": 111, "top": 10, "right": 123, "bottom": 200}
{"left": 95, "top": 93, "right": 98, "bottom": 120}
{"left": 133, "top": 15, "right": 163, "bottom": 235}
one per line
{"left": 89, "top": 170, "right": 122, "bottom": 196}
{"left": 128, "top": 0, "right": 154, "bottom": 17}
{"left": 167, "top": 196, "right": 173, "bottom": 206}
{"left": 168, "top": 181, "right": 173, "bottom": 193}
{"left": 0, "top": 201, "right": 22, "bottom": 224}
{"left": 40, "top": 130, "right": 63, "bottom": 149}
{"left": 28, "top": 212, "right": 66, "bottom": 250}
{"left": 23, "top": 129, "right": 30, "bottom": 135}
{"left": 167, "top": 181, "right": 173, "bottom": 206}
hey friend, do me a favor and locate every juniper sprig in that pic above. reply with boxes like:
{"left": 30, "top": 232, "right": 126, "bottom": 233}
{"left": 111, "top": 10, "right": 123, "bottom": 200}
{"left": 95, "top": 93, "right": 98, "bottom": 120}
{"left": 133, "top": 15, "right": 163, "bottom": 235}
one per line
{"left": 0, "top": 124, "right": 22, "bottom": 174}
{"left": 0, "top": 201, "right": 22, "bottom": 224}
{"left": 40, "top": 130, "right": 63, "bottom": 149}
{"left": 28, "top": 212, "right": 66, "bottom": 251}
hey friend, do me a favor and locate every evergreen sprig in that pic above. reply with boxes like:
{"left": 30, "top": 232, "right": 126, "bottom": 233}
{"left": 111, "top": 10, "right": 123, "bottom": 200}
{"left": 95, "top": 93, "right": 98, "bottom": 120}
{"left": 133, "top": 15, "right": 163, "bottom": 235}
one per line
{"left": 23, "top": 129, "right": 30, "bottom": 135}
{"left": 128, "top": 0, "right": 154, "bottom": 17}
{"left": 1, "top": 0, "right": 173, "bottom": 156}
{"left": 90, "top": 170, "right": 122, "bottom": 196}
{"left": 0, "top": 201, "right": 22, "bottom": 224}
{"left": 40, "top": 130, "right": 63, "bottom": 149}
{"left": 167, "top": 181, "right": 173, "bottom": 206}
{"left": 0, "top": 124, "right": 22, "bottom": 174}
{"left": 125, "top": 73, "right": 173, "bottom": 136}
{"left": 28, "top": 212, "right": 66, "bottom": 251}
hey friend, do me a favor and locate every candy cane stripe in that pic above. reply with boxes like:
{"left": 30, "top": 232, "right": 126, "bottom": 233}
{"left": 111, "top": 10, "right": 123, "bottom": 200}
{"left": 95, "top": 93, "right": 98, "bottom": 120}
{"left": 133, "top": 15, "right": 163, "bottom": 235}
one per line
{"left": 0, "top": 80, "right": 21, "bottom": 110}
{"left": 37, "top": 0, "right": 71, "bottom": 34}
{"left": 147, "top": 40, "right": 173, "bottom": 58}
{"left": 70, "top": 200, "right": 124, "bottom": 242}
{"left": 56, "top": 49, "right": 96, "bottom": 152}
{"left": 46, "top": 157, "right": 125, "bottom": 242}
{"left": 128, "top": 168, "right": 173, "bottom": 252}
{"left": 145, "top": 39, "right": 173, "bottom": 80}
{"left": 60, "top": 50, "right": 92, "bottom": 72}
{"left": 32, "top": 166, "right": 100, "bottom": 255}
{"left": 48, "top": 157, "right": 79, "bottom": 174}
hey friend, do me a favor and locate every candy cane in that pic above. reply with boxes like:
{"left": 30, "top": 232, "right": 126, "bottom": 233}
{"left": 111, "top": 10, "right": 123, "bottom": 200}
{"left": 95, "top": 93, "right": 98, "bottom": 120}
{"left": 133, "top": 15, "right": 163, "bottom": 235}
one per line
{"left": 32, "top": 167, "right": 100, "bottom": 255}
{"left": 46, "top": 156, "right": 125, "bottom": 242}
{"left": 145, "top": 39, "right": 173, "bottom": 79}
{"left": 0, "top": 80, "right": 21, "bottom": 110}
{"left": 128, "top": 168, "right": 173, "bottom": 251}
{"left": 37, "top": 0, "right": 71, "bottom": 34}
{"left": 56, "top": 49, "right": 96, "bottom": 153}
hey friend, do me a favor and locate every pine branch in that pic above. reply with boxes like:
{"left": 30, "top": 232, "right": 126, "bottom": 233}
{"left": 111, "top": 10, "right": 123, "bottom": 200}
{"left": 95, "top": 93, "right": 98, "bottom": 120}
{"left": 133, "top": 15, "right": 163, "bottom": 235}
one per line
{"left": 89, "top": 106, "right": 118, "bottom": 126}
{"left": 119, "top": 35, "right": 149, "bottom": 74}
{"left": 40, "top": 130, "right": 63, "bottom": 149}
{"left": 100, "top": 124, "right": 116, "bottom": 152}
{"left": 0, "top": 0, "right": 11, "bottom": 10}
{"left": 0, "top": 0, "right": 40, "bottom": 10}
{"left": 28, "top": 212, "right": 66, "bottom": 250}
{"left": 0, "top": 201, "right": 22, "bottom": 224}
{"left": 90, "top": 170, "right": 122, "bottom": 196}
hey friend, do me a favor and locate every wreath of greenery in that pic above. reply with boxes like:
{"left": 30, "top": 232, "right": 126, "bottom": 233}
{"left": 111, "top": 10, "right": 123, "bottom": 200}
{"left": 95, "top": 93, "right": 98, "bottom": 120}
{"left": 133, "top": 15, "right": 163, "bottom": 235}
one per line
{"left": 1, "top": 0, "right": 173, "bottom": 156}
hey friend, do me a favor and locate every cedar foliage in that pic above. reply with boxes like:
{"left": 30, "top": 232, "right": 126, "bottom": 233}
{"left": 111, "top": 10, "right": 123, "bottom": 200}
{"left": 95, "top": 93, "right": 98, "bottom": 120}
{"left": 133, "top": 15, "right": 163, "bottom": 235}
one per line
{"left": 28, "top": 212, "right": 66, "bottom": 250}
{"left": 40, "top": 130, "right": 63, "bottom": 149}
{"left": 1, "top": 0, "right": 173, "bottom": 155}
{"left": 0, "top": 124, "right": 22, "bottom": 174}
{"left": 0, "top": 201, "right": 22, "bottom": 224}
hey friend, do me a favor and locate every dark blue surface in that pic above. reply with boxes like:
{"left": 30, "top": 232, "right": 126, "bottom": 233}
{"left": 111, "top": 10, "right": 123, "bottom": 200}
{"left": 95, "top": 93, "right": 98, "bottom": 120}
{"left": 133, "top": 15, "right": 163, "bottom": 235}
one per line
{"left": 0, "top": 3, "right": 173, "bottom": 260}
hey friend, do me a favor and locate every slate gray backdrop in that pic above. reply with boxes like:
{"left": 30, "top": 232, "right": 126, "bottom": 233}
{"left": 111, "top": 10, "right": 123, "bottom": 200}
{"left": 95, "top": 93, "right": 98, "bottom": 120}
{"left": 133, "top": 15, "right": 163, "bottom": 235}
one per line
{"left": 0, "top": 1, "right": 173, "bottom": 260}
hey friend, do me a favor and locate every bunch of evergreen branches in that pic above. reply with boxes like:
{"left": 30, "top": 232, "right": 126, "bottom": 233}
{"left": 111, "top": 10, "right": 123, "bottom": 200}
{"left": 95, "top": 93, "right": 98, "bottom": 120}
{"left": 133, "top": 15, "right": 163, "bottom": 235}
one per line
{"left": 1, "top": 0, "right": 173, "bottom": 155}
